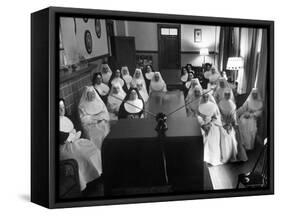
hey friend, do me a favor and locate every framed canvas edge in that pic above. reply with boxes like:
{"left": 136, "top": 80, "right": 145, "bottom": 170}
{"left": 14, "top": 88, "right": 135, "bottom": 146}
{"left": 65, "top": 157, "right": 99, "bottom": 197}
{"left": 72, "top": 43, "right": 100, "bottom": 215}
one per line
{"left": 38, "top": 6, "right": 274, "bottom": 209}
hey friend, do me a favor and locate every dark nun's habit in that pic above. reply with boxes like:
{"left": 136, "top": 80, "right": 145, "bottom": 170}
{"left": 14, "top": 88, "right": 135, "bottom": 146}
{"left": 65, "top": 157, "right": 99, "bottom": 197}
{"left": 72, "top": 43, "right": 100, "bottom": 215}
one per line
{"left": 118, "top": 88, "right": 145, "bottom": 119}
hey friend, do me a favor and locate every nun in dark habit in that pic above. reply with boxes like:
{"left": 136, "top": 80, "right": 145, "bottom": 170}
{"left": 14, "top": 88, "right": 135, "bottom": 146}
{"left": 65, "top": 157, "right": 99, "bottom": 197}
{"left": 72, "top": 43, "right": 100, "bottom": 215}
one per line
{"left": 118, "top": 88, "right": 145, "bottom": 119}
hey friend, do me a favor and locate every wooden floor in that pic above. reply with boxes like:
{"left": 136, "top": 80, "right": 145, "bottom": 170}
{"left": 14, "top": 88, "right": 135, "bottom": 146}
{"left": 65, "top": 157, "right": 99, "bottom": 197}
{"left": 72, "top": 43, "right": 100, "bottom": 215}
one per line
{"left": 208, "top": 141, "right": 263, "bottom": 189}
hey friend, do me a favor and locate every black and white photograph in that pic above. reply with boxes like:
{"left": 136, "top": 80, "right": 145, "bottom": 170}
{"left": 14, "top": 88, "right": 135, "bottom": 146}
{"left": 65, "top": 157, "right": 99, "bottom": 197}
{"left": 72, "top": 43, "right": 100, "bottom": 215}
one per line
{"left": 58, "top": 15, "right": 271, "bottom": 201}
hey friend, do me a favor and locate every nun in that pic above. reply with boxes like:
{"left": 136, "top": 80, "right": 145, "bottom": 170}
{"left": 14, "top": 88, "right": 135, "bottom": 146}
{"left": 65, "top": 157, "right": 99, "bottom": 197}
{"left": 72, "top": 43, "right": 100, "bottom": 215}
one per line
{"left": 131, "top": 68, "right": 147, "bottom": 89}
{"left": 197, "top": 90, "right": 223, "bottom": 166}
{"left": 78, "top": 86, "right": 110, "bottom": 150}
{"left": 214, "top": 77, "right": 235, "bottom": 104}
{"left": 143, "top": 65, "right": 155, "bottom": 90}
{"left": 92, "top": 72, "right": 110, "bottom": 104}
{"left": 207, "top": 66, "right": 221, "bottom": 91}
{"left": 149, "top": 72, "right": 167, "bottom": 93}
{"left": 186, "top": 64, "right": 195, "bottom": 74}
{"left": 136, "top": 79, "right": 149, "bottom": 103}
{"left": 121, "top": 66, "right": 133, "bottom": 90}
{"left": 185, "top": 85, "right": 202, "bottom": 117}
{"left": 108, "top": 69, "right": 128, "bottom": 93}
{"left": 100, "top": 63, "right": 113, "bottom": 85}
{"left": 218, "top": 90, "right": 241, "bottom": 163}
{"left": 118, "top": 88, "right": 145, "bottom": 119}
{"left": 181, "top": 67, "right": 189, "bottom": 85}
{"left": 59, "top": 99, "right": 102, "bottom": 191}
{"left": 184, "top": 72, "right": 194, "bottom": 97}
{"left": 107, "top": 82, "right": 126, "bottom": 120}
{"left": 185, "top": 78, "right": 202, "bottom": 101}
{"left": 237, "top": 88, "right": 263, "bottom": 150}
{"left": 203, "top": 63, "right": 212, "bottom": 80}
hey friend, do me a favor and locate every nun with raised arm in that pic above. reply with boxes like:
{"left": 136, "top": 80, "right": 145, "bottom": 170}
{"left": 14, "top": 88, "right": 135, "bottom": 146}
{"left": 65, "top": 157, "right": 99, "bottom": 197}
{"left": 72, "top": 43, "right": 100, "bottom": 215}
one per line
{"left": 78, "top": 86, "right": 110, "bottom": 150}
{"left": 118, "top": 88, "right": 145, "bottom": 119}
{"left": 214, "top": 77, "right": 235, "bottom": 104}
{"left": 108, "top": 69, "right": 128, "bottom": 93}
{"left": 237, "top": 88, "right": 263, "bottom": 150}
{"left": 121, "top": 66, "right": 133, "bottom": 90}
{"left": 197, "top": 90, "right": 223, "bottom": 166}
{"left": 92, "top": 72, "right": 110, "bottom": 104}
{"left": 107, "top": 82, "right": 126, "bottom": 120}
{"left": 100, "top": 63, "right": 113, "bottom": 85}
{"left": 185, "top": 85, "right": 202, "bottom": 117}
{"left": 149, "top": 72, "right": 167, "bottom": 93}
{"left": 59, "top": 99, "right": 102, "bottom": 191}
{"left": 136, "top": 79, "right": 149, "bottom": 103}
{"left": 143, "top": 65, "right": 155, "bottom": 90}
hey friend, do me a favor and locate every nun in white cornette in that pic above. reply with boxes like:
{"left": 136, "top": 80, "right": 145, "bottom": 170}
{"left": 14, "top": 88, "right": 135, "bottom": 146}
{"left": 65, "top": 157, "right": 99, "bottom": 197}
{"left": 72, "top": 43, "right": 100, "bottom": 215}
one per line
{"left": 92, "top": 72, "right": 110, "bottom": 104}
{"left": 214, "top": 77, "right": 235, "bottom": 104}
{"left": 136, "top": 79, "right": 149, "bottom": 103}
{"left": 237, "top": 88, "right": 263, "bottom": 150}
{"left": 78, "top": 86, "right": 110, "bottom": 150}
{"left": 118, "top": 88, "right": 145, "bottom": 119}
{"left": 185, "top": 85, "right": 202, "bottom": 117}
{"left": 185, "top": 78, "right": 202, "bottom": 102}
{"left": 100, "top": 63, "right": 113, "bottom": 85}
{"left": 131, "top": 68, "right": 147, "bottom": 91}
{"left": 218, "top": 90, "right": 240, "bottom": 163}
{"left": 197, "top": 90, "right": 223, "bottom": 166}
{"left": 107, "top": 82, "right": 126, "bottom": 120}
{"left": 121, "top": 66, "right": 133, "bottom": 90}
{"left": 149, "top": 72, "right": 167, "bottom": 93}
{"left": 108, "top": 69, "right": 128, "bottom": 93}
{"left": 207, "top": 66, "right": 221, "bottom": 91}
{"left": 143, "top": 65, "right": 155, "bottom": 90}
{"left": 59, "top": 99, "right": 102, "bottom": 191}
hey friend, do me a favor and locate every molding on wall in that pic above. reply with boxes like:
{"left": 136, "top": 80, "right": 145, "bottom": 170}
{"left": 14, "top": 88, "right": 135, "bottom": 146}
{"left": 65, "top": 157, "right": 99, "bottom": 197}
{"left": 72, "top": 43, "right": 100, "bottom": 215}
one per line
{"left": 181, "top": 51, "right": 218, "bottom": 55}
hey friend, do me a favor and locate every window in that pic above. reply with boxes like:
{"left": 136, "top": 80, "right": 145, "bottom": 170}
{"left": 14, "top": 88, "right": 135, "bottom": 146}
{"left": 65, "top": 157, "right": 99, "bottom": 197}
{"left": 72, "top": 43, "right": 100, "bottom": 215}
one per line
{"left": 161, "top": 28, "right": 178, "bottom": 36}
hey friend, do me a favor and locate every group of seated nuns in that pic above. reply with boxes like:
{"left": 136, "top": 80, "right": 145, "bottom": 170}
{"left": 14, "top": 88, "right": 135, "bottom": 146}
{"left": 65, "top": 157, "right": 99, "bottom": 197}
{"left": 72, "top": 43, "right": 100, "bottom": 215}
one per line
{"left": 91, "top": 63, "right": 167, "bottom": 120}
{"left": 59, "top": 63, "right": 168, "bottom": 190}
{"left": 182, "top": 63, "right": 263, "bottom": 166}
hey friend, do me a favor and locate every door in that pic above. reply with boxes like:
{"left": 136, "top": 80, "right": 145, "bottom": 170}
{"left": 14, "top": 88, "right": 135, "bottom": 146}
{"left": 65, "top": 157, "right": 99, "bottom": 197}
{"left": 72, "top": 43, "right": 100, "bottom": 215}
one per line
{"left": 158, "top": 24, "right": 181, "bottom": 70}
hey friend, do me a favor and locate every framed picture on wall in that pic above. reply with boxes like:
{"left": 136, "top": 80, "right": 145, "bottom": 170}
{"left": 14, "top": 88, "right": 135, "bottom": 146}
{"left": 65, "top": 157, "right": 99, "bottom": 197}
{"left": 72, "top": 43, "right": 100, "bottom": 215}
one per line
{"left": 194, "top": 28, "right": 202, "bottom": 42}
{"left": 31, "top": 7, "right": 274, "bottom": 208}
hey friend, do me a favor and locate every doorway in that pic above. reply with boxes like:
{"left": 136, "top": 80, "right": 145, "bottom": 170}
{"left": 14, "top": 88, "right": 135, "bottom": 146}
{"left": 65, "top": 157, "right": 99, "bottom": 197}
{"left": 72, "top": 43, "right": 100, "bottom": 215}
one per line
{"left": 158, "top": 24, "right": 181, "bottom": 70}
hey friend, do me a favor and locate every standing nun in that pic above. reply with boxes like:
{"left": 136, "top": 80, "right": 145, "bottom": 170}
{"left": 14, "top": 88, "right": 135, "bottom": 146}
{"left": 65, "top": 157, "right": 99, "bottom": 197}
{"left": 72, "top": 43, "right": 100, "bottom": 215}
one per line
{"left": 100, "top": 63, "right": 113, "bottom": 85}
{"left": 197, "top": 90, "right": 223, "bottom": 166}
{"left": 118, "top": 88, "right": 145, "bottom": 119}
{"left": 78, "top": 86, "right": 110, "bottom": 150}
{"left": 59, "top": 99, "right": 102, "bottom": 191}
{"left": 237, "top": 88, "right": 263, "bottom": 150}
{"left": 92, "top": 72, "right": 110, "bottom": 104}
{"left": 218, "top": 90, "right": 241, "bottom": 163}
{"left": 107, "top": 82, "right": 126, "bottom": 120}
{"left": 149, "top": 72, "right": 167, "bottom": 93}
{"left": 214, "top": 77, "right": 235, "bottom": 104}
{"left": 108, "top": 69, "right": 128, "bottom": 93}
{"left": 121, "top": 66, "right": 133, "bottom": 90}
{"left": 143, "top": 65, "right": 155, "bottom": 90}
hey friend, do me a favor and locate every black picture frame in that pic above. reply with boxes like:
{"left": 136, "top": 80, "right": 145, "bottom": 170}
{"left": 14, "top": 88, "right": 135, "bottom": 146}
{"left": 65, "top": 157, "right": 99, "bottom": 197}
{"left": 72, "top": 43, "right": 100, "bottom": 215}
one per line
{"left": 84, "top": 29, "right": 93, "bottom": 54}
{"left": 31, "top": 6, "right": 274, "bottom": 209}
{"left": 194, "top": 28, "right": 202, "bottom": 42}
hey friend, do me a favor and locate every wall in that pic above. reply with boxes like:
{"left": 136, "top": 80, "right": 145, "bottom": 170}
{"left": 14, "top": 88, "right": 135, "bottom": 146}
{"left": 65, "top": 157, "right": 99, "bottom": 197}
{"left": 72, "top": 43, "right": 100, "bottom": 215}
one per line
{"left": 123, "top": 21, "right": 220, "bottom": 67}
{"left": 60, "top": 17, "right": 109, "bottom": 65}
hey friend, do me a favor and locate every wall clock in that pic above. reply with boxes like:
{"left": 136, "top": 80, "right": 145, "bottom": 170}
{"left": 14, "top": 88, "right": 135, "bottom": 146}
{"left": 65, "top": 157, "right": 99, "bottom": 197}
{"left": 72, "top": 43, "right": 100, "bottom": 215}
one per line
{"left": 84, "top": 30, "right": 92, "bottom": 54}
{"left": 95, "top": 19, "right": 102, "bottom": 38}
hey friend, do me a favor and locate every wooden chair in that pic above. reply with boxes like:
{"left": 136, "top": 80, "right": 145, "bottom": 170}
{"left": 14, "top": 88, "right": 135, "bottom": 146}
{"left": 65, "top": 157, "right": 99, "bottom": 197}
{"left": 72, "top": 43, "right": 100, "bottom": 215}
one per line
{"left": 236, "top": 138, "right": 268, "bottom": 189}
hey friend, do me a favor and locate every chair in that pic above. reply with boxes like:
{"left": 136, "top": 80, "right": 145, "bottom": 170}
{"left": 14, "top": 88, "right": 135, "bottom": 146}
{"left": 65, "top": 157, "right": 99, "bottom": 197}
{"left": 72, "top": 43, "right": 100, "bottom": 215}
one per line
{"left": 59, "top": 159, "right": 81, "bottom": 199}
{"left": 236, "top": 138, "right": 268, "bottom": 189}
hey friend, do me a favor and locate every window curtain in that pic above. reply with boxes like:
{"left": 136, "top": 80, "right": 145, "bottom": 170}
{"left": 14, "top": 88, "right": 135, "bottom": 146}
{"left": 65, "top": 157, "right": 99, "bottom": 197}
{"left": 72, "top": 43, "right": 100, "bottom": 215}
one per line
{"left": 218, "top": 27, "right": 240, "bottom": 79}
